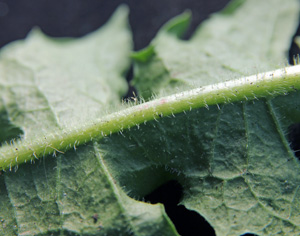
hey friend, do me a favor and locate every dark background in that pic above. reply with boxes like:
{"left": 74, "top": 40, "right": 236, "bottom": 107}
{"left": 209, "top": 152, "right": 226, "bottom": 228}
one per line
{"left": 1, "top": 0, "right": 300, "bottom": 72}
{"left": 1, "top": 0, "right": 300, "bottom": 63}
{"left": 0, "top": 0, "right": 231, "bottom": 50}
{"left": 0, "top": 1, "right": 299, "bottom": 235}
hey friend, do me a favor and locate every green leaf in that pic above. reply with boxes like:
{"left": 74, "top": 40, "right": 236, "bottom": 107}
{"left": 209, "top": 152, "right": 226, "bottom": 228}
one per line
{"left": 128, "top": 0, "right": 300, "bottom": 234}
{"left": 0, "top": 5, "right": 131, "bottom": 140}
{"left": 132, "top": 0, "right": 300, "bottom": 99}
{"left": 124, "top": 0, "right": 300, "bottom": 235}
{"left": 1, "top": 1, "right": 300, "bottom": 236}
{"left": 0, "top": 6, "right": 180, "bottom": 236}
{"left": 0, "top": 6, "right": 178, "bottom": 236}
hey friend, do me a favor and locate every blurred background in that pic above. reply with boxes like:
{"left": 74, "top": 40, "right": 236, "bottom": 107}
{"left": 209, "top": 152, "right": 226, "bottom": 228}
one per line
{"left": 0, "top": 0, "right": 231, "bottom": 50}
{"left": 1, "top": 0, "right": 299, "bottom": 78}
{"left": 0, "top": 1, "right": 299, "bottom": 235}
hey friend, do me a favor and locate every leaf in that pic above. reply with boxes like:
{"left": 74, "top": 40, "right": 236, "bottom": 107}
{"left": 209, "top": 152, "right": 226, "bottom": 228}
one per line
{"left": 0, "top": 6, "right": 178, "bottom": 236}
{"left": 132, "top": 0, "right": 300, "bottom": 99}
{"left": 0, "top": 6, "right": 131, "bottom": 140}
{"left": 0, "top": 1, "right": 300, "bottom": 236}
{"left": 112, "top": 0, "right": 300, "bottom": 235}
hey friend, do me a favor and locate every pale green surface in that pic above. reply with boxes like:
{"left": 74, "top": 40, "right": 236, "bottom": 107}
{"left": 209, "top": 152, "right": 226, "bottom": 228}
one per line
{"left": 0, "top": 6, "right": 131, "bottom": 139}
{"left": 0, "top": 0, "right": 300, "bottom": 236}
{"left": 132, "top": 0, "right": 299, "bottom": 99}
{"left": 2, "top": 64, "right": 300, "bottom": 170}
{"left": 98, "top": 96, "right": 300, "bottom": 235}
{"left": 0, "top": 6, "right": 178, "bottom": 236}
{"left": 128, "top": 0, "right": 300, "bottom": 235}
{"left": 2, "top": 146, "right": 177, "bottom": 235}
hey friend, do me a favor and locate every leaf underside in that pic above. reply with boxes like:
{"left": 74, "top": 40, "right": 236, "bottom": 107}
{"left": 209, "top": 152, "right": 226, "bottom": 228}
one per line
{"left": 1, "top": 1, "right": 300, "bottom": 236}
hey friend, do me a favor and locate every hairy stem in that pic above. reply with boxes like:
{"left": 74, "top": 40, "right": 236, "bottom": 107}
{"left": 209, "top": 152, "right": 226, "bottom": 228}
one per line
{"left": 1, "top": 65, "right": 300, "bottom": 170}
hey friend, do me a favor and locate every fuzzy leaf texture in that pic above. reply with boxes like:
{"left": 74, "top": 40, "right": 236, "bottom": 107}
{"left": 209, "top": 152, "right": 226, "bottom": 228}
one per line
{"left": 0, "top": 1, "right": 300, "bottom": 236}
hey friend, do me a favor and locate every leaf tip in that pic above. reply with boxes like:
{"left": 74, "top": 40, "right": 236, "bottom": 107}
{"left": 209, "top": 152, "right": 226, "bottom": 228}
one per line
{"left": 159, "top": 10, "right": 192, "bottom": 38}
{"left": 108, "top": 4, "right": 130, "bottom": 26}
{"left": 22, "top": 26, "right": 48, "bottom": 42}
{"left": 131, "top": 45, "right": 155, "bottom": 63}
{"left": 220, "top": 0, "right": 246, "bottom": 15}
